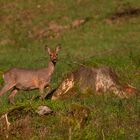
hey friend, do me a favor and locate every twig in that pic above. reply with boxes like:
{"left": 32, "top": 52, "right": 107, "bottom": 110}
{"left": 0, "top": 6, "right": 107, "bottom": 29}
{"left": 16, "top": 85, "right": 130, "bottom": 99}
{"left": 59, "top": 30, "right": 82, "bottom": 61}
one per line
{"left": 1, "top": 113, "right": 10, "bottom": 130}
{"left": 0, "top": 113, "right": 10, "bottom": 139}
{"left": 5, "top": 113, "right": 10, "bottom": 130}
{"left": 102, "top": 129, "right": 105, "bottom": 140}
{"left": 69, "top": 127, "right": 72, "bottom": 140}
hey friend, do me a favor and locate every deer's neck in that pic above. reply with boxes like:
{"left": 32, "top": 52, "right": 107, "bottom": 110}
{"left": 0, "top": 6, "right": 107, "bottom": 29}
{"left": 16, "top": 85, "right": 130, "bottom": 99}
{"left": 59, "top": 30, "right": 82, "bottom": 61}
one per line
{"left": 47, "top": 61, "right": 56, "bottom": 75}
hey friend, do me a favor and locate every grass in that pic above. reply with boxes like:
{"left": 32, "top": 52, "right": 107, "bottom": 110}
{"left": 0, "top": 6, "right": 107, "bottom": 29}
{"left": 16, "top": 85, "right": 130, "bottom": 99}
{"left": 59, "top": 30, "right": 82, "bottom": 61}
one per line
{"left": 0, "top": 0, "right": 140, "bottom": 139}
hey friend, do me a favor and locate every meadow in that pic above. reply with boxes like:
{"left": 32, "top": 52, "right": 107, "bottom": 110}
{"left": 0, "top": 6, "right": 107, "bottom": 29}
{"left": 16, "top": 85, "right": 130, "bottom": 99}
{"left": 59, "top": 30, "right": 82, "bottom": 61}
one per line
{"left": 0, "top": 0, "right": 140, "bottom": 139}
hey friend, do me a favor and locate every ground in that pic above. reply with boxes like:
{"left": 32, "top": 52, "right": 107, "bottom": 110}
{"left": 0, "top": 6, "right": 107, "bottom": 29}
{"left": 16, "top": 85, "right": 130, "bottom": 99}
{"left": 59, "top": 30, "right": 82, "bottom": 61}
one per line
{"left": 0, "top": 0, "right": 140, "bottom": 139}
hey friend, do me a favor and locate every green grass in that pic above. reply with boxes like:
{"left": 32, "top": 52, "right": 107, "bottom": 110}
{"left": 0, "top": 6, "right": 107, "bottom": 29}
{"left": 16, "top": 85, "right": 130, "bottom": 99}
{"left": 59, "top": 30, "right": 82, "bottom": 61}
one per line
{"left": 0, "top": 0, "right": 140, "bottom": 139}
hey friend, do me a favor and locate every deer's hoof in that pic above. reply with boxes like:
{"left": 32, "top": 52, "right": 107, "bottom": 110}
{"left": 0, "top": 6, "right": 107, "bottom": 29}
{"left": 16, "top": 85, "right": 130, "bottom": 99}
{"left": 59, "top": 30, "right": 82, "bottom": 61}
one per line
{"left": 39, "top": 96, "right": 45, "bottom": 101}
{"left": 8, "top": 98, "right": 15, "bottom": 105}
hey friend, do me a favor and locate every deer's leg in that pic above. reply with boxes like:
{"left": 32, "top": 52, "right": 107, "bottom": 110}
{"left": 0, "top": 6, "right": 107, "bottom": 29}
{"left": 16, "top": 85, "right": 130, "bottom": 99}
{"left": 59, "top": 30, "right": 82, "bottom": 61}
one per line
{"left": 42, "top": 84, "right": 52, "bottom": 99}
{"left": 0, "top": 83, "right": 15, "bottom": 97}
{"left": 47, "top": 84, "right": 52, "bottom": 93}
{"left": 39, "top": 84, "right": 45, "bottom": 100}
{"left": 8, "top": 89, "right": 18, "bottom": 104}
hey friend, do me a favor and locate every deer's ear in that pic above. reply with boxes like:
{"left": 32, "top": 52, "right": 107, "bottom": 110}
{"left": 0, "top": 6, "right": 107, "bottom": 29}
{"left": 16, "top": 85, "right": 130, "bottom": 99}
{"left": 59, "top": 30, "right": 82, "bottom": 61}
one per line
{"left": 45, "top": 45, "right": 51, "bottom": 54}
{"left": 56, "top": 44, "right": 61, "bottom": 53}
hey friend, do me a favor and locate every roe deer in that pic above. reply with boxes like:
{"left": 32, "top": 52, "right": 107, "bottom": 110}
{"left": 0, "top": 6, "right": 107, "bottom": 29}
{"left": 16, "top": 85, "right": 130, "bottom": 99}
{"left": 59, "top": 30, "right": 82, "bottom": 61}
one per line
{"left": 0, "top": 45, "right": 61, "bottom": 104}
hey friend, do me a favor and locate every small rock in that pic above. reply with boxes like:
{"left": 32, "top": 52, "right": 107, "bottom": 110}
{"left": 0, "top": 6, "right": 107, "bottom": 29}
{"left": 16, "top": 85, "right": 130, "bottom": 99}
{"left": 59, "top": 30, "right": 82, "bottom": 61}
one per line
{"left": 36, "top": 106, "right": 53, "bottom": 116}
{"left": 37, "top": 5, "right": 41, "bottom": 8}
{"left": 71, "top": 19, "right": 86, "bottom": 28}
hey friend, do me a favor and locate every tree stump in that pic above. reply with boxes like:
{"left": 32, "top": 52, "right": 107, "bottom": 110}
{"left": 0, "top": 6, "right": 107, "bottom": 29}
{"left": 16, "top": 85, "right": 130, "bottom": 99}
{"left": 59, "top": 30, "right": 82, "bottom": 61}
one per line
{"left": 51, "top": 66, "right": 137, "bottom": 100}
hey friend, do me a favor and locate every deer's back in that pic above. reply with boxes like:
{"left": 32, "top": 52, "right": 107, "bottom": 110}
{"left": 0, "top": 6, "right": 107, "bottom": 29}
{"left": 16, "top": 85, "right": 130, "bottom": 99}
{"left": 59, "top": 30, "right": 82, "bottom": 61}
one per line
{"left": 4, "top": 67, "right": 35, "bottom": 79}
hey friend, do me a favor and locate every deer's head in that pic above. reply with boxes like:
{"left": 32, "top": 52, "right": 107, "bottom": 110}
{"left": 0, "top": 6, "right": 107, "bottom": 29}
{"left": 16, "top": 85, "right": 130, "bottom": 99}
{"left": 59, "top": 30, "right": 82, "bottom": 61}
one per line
{"left": 46, "top": 45, "right": 61, "bottom": 64}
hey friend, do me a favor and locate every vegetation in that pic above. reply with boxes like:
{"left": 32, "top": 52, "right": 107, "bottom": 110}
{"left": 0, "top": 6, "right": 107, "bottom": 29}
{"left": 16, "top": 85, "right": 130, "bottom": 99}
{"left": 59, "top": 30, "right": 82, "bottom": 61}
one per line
{"left": 0, "top": 0, "right": 140, "bottom": 139}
